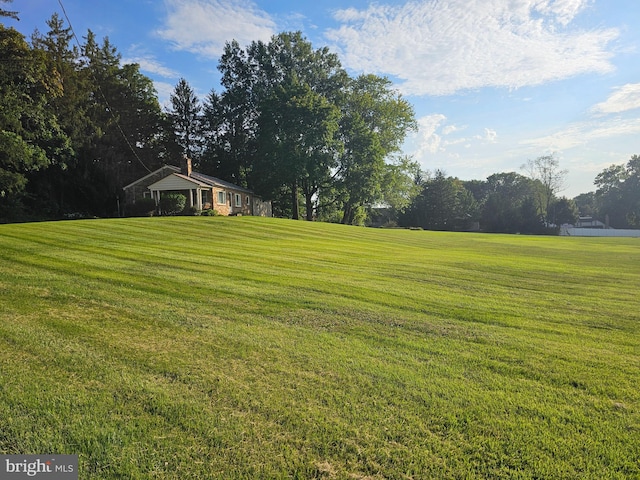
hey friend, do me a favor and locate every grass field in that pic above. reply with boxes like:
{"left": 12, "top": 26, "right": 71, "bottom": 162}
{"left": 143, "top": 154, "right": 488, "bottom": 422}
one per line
{"left": 0, "top": 216, "right": 638, "bottom": 479}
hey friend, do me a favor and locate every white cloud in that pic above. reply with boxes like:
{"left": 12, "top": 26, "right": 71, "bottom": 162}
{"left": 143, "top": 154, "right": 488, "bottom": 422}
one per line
{"left": 483, "top": 128, "right": 498, "bottom": 143}
{"left": 591, "top": 83, "right": 640, "bottom": 115}
{"left": 123, "top": 55, "right": 180, "bottom": 79}
{"left": 326, "top": 0, "right": 617, "bottom": 96}
{"left": 411, "top": 114, "right": 447, "bottom": 155}
{"left": 157, "top": 0, "right": 276, "bottom": 58}
{"left": 408, "top": 116, "right": 498, "bottom": 160}
{"left": 442, "top": 125, "right": 460, "bottom": 135}
{"left": 153, "top": 81, "right": 177, "bottom": 108}
{"left": 534, "top": 0, "right": 592, "bottom": 26}
{"left": 523, "top": 117, "right": 640, "bottom": 150}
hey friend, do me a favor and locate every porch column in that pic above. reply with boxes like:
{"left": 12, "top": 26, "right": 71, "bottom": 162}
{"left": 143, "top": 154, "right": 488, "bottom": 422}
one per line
{"left": 196, "top": 188, "right": 203, "bottom": 210}
{"left": 152, "top": 190, "right": 161, "bottom": 214}
{"left": 188, "top": 189, "right": 194, "bottom": 208}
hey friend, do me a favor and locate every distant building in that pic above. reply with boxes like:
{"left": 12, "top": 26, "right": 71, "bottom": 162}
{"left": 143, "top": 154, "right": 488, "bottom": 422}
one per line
{"left": 575, "top": 216, "right": 606, "bottom": 229}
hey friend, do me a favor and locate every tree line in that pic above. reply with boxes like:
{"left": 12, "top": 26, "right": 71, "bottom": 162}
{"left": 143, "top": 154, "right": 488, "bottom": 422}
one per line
{"left": 399, "top": 153, "right": 640, "bottom": 232}
{"left": 1, "top": 6, "right": 638, "bottom": 231}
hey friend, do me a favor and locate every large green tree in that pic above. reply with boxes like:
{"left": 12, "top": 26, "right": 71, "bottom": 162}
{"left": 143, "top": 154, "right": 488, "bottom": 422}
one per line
{"left": 240, "top": 32, "right": 346, "bottom": 220}
{"left": 333, "top": 75, "right": 416, "bottom": 225}
{"left": 209, "top": 32, "right": 417, "bottom": 222}
{"left": 0, "top": 24, "right": 70, "bottom": 218}
{"left": 253, "top": 80, "right": 340, "bottom": 220}
{"left": 375, "top": 156, "right": 422, "bottom": 225}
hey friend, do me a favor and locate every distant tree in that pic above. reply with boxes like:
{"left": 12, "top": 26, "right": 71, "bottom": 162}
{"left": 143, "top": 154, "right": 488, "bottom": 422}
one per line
{"left": 480, "top": 172, "right": 544, "bottom": 233}
{"left": 201, "top": 39, "right": 261, "bottom": 187}
{"left": 624, "top": 155, "right": 640, "bottom": 227}
{"left": 200, "top": 86, "right": 254, "bottom": 186}
{"left": 549, "top": 197, "right": 579, "bottom": 225}
{"left": 521, "top": 154, "right": 567, "bottom": 223}
{"left": 462, "top": 179, "right": 490, "bottom": 205}
{"left": 400, "top": 170, "right": 478, "bottom": 231}
{"left": 73, "top": 31, "right": 170, "bottom": 216}
{"left": 573, "top": 192, "right": 597, "bottom": 217}
{"left": 213, "top": 32, "right": 416, "bottom": 223}
{"left": 375, "top": 156, "right": 422, "bottom": 225}
{"left": 594, "top": 155, "right": 640, "bottom": 228}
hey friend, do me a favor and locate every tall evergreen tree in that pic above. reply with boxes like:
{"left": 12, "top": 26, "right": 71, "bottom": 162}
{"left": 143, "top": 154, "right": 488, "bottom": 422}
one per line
{"left": 168, "top": 78, "right": 202, "bottom": 162}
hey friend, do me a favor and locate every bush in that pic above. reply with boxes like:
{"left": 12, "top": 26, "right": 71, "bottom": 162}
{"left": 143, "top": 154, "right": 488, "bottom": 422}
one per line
{"left": 201, "top": 209, "right": 218, "bottom": 216}
{"left": 159, "top": 193, "right": 186, "bottom": 215}
{"left": 181, "top": 206, "right": 200, "bottom": 216}
{"left": 127, "top": 197, "right": 156, "bottom": 217}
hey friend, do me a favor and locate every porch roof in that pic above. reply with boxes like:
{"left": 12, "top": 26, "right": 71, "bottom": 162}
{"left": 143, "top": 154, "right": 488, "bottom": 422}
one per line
{"left": 147, "top": 173, "right": 211, "bottom": 191}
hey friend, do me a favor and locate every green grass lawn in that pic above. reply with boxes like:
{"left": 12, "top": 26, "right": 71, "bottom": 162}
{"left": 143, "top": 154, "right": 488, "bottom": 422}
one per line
{"left": 0, "top": 217, "right": 638, "bottom": 479}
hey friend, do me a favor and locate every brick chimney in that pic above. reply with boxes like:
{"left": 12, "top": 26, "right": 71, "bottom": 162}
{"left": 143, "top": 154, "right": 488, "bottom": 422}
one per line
{"left": 181, "top": 156, "right": 192, "bottom": 176}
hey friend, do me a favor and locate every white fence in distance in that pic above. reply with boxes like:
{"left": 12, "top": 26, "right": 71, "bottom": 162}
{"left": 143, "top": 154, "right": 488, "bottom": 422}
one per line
{"left": 560, "top": 227, "right": 640, "bottom": 237}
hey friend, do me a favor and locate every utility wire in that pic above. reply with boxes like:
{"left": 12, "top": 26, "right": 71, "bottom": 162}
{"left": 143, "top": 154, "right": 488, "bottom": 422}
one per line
{"left": 57, "top": 0, "right": 152, "bottom": 173}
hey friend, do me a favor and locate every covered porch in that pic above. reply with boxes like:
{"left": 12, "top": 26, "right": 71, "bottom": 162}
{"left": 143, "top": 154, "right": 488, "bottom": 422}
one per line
{"left": 148, "top": 174, "right": 213, "bottom": 212}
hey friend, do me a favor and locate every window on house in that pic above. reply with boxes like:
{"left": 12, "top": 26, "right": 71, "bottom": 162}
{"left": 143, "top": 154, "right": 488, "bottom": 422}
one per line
{"left": 202, "top": 190, "right": 212, "bottom": 207}
{"left": 217, "top": 191, "right": 226, "bottom": 204}
{"left": 143, "top": 191, "right": 150, "bottom": 198}
{"left": 235, "top": 193, "right": 242, "bottom": 207}
{"left": 246, "top": 196, "right": 250, "bottom": 205}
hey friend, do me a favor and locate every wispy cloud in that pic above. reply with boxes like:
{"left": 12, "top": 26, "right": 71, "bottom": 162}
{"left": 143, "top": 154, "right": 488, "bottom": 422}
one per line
{"left": 591, "top": 83, "right": 640, "bottom": 115}
{"left": 523, "top": 117, "right": 640, "bottom": 150}
{"left": 157, "top": 0, "right": 275, "bottom": 58}
{"left": 326, "top": 0, "right": 618, "bottom": 96}
{"left": 408, "top": 115, "right": 497, "bottom": 160}
{"left": 479, "top": 128, "right": 498, "bottom": 144}
{"left": 154, "top": 81, "right": 178, "bottom": 108}
{"left": 123, "top": 54, "right": 180, "bottom": 79}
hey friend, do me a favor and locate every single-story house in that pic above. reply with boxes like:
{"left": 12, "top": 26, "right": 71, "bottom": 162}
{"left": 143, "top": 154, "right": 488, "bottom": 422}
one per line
{"left": 123, "top": 158, "right": 272, "bottom": 217}
{"left": 575, "top": 216, "right": 606, "bottom": 229}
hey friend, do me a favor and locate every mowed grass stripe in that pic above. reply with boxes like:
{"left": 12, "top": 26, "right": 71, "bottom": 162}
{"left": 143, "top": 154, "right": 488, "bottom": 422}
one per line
{"left": 0, "top": 217, "right": 638, "bottom": 478}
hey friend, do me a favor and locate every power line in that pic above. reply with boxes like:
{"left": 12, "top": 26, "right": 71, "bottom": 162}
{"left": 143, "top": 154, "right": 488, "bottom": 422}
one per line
{"left": 57, "top": 0, "right": 152, "bottom": 173}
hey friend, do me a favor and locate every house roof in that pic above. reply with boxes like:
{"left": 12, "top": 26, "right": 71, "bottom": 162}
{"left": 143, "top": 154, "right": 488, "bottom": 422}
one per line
{"left": 122, "top": 165, "right": 180, "bottom": 190}
{"left": 147, "top": 173, "right": 213, "bottom": 190}
{"left": 189, "top": 171, "right": 253, "bottom": 193}
{"left": 123, "top": 164, "right": 254, "bottom": 194}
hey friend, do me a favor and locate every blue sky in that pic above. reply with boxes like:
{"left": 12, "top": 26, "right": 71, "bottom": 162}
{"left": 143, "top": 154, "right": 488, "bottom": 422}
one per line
{"left": 7, "top": 0, "right": 640, "bottom": 196}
